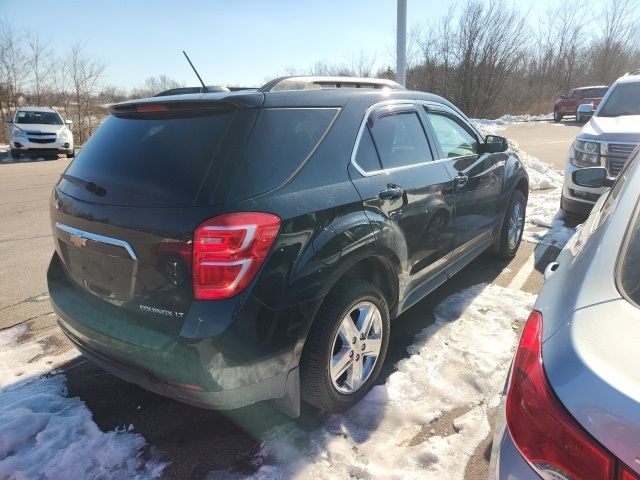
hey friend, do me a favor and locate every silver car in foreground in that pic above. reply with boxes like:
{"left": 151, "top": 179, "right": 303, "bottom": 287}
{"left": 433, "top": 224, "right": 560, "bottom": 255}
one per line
{"left": 490, "top": 147, "right": 640, "bottom": 479}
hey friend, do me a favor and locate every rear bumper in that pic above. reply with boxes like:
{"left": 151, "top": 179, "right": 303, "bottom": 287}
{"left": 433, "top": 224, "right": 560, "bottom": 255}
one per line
{"left": 48, "top": 253, "right": 313, "bottom": 411}
{"left": 489, "top": 395, "right": 540, "bottom": 480}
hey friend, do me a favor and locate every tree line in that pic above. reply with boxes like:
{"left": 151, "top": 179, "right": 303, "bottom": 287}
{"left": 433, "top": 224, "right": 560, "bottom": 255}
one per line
{"left": 1, "top": 0, "right": 638, "bottom": 144}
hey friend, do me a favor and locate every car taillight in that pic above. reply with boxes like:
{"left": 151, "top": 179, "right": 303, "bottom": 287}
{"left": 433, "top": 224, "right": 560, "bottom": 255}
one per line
{"left": 192, "top": 212, "right": 280, "bottom": 300}
{"left": 507, "top": 311, "right": 639, "bottom": 480}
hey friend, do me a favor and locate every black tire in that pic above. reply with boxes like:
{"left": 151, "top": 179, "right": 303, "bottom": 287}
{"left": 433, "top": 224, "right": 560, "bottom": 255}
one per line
{"left": 67, "top": 150, "right": 75, "bottom": 158}
{"left": 300, "top": 279, "right": 390, "bottom": 413}
{"left": 10, "top": 149, "right": 20, "bottom": 159}
{"left": 492, "top": 190, "right": 526, "bottom": 259}
{"left": 553, "top": 109, "right": 563, "bottom": 123}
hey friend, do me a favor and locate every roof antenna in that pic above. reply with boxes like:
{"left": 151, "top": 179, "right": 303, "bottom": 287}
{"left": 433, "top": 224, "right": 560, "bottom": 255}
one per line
{"left": 182, "top": 50, "right": 207, "bottom": 93}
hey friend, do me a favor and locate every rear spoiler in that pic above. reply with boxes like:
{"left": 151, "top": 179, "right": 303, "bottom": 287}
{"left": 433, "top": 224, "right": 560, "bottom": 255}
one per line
{"left": 110, "top": 93, "right": 264, "bottom": 115}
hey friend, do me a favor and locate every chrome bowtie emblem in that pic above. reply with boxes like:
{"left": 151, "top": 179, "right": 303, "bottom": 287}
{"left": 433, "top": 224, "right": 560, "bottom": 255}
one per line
{"left": 69, "top": 233, "right": 87, "bottom": 247}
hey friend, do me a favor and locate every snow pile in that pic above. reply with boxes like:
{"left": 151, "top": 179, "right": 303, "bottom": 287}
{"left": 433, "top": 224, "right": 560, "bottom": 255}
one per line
{"left": 472, "top": 114, "right": 551, "bottom": 134}
{"left": 475, "top": 123, "right": 577, "bottom": 248}
{"left": 0, "top": 324, "right": 166, "bottom": 479}
{"left": 223, "top": 284, "right": 535, "bottom": 480}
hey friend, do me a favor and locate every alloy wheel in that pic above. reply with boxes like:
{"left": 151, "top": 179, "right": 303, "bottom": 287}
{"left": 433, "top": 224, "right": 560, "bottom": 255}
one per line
{"left": 508, "top": 201, "right": 524, "bottom": 250}
{"left": 329, "top": 301, "right": 383, "bottom": 394}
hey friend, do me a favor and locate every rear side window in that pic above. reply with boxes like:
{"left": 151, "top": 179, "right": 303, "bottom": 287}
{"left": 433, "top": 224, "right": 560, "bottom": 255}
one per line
{"left": 62, "top": 109, "right": 237, "bottom": 207}
{"left": 369, "top": 112, "right": 432, "bottom": 169}
{"left": 354, "top": 128, "right": 382, "bottom": 172}
{"left": 231, "top": 108, "right": 338, "bottom": 199}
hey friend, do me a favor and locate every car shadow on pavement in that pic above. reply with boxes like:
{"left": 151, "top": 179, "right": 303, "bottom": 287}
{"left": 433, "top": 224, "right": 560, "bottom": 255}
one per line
{"left": 57, "top": 252, "right": 516, "bottom": 479}
{"left": 1, "top": 152, "right": 67, "bottom": 164}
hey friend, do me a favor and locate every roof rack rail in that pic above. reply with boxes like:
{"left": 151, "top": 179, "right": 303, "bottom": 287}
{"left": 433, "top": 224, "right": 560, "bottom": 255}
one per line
{"left": 260, "top": 76, "right": 405, "bottom": 92}
{"left": 626, "top": 68, "right": 640, "bottom": 76}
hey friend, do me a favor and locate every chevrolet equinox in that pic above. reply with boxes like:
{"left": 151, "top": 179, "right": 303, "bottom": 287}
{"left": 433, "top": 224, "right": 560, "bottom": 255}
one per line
{"left": 47, "top": 76, "right": 529, "bottom": 417}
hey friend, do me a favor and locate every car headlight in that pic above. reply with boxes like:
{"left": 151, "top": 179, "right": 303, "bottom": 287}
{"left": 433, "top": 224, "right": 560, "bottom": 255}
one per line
{"left": 10, "top": 126, "right": 26, "bottom": 139}
{"left": 571, "top": 139, "right": 602, "bottom": 167}
{"left": 58, "top": 128, "right": 72, "bottom": 140}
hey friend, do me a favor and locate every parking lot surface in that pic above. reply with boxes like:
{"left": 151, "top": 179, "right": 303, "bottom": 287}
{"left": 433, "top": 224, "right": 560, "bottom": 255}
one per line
{"left": 0, "top": 121, "right": 579, "bottom": 479}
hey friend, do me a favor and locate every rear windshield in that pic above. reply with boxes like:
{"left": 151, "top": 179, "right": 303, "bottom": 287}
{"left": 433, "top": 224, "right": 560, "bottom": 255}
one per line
{"left": 598, "top": 83, "right": 640, "bottom": 117}
{"left": 16, "top": 110, "right": 63, "bottom": 125}
{"left": 62, "top": 109, "right": 237, "bottom": 207}
{"left": 581, "top": 87, "right": 608, "bottom": 98}
{"left": 60, "top": 106, "right": 338, "bottom": 207}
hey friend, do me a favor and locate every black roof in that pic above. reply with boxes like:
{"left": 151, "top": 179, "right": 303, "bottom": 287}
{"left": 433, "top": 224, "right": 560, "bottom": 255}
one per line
{"left": 114, "top": 77, "right": 460, "bottom": 115}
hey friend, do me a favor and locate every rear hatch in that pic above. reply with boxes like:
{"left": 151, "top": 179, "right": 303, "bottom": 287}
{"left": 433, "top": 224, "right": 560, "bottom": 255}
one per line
{"left": 51, "top": 95, "right": 341, "bottom": 322}
{"left": 51, "top": 97, "right": 261, "bottom": 318}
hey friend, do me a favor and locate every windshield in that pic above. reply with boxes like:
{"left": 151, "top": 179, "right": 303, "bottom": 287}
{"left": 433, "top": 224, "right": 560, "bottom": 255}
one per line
{"left": 597, "top": 83, "right": 640, "bottom": 117}
{"left": 15, "top": 110, "right": 64, "bottom": 125}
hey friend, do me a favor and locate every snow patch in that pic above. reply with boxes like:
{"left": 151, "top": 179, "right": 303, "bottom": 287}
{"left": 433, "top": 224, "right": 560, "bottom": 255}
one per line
{"left": 472, "top": 114, "right": 551, "bottom": 134}
{"left": 220, "top": 284, "right": 535, "bottom": 480}
{"left": 0, "top": 324, "right": 166, "bottom": 479}
{"left": 475, "top": 123, "right": 577, "bottom": 248}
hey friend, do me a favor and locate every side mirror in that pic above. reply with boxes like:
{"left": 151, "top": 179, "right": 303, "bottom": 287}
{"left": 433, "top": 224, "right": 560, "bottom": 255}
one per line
{"left": 577, "top": 103, "right": 594, "bottom": 115}
{"left": 572, "top": 167, "right": 608, "bottom": 188}
{"left": 65, "top": 119, "right": 73, "bottom": 125}
{"left": 481, "top": 135, "right": 508, "bottom": 154}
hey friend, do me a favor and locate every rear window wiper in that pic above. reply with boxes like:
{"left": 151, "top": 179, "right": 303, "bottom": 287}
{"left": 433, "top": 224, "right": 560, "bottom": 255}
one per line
{"left": 61, "top": 174, "right": 107, "bottom": 197}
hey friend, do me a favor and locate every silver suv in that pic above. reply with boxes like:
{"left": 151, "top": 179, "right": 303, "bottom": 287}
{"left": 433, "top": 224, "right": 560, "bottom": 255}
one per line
{"left": 6, "top": 107, "right": 74, "bottom": 159}
{"left": 561, "top": 70, "right": 640, "bottom": 216}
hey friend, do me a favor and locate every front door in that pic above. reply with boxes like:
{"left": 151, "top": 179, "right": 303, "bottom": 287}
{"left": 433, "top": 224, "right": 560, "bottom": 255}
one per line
{"left": 421, "top": 106, "right": 501, "bottom": 253}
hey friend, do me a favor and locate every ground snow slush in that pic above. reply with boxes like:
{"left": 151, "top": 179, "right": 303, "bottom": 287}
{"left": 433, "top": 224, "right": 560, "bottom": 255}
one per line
{"left": 0, "top": 324, "right": 166, "bottom": 479}
{"left": 215, "top": 284, "right": 535, "bottom": 480}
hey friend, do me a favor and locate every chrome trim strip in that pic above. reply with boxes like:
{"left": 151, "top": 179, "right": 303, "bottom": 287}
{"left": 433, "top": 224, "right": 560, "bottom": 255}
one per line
{"left": 55, "top": 222, "right": 138, "bottom": 260}
{"left": 349, "top": 99, "right": 483, "bottom": 178}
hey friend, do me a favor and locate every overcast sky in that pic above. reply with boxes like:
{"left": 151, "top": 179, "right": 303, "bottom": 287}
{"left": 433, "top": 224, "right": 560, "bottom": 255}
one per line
{"left": 2, "top": 0, "right": 559, "bottom": 90}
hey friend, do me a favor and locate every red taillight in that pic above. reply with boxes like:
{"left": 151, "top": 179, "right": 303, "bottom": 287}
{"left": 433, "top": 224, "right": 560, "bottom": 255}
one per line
{"left": 135, "top": 103, "right": 167, "bottom": 113}
{"left": 192, "top": 212, "right": 280, "bottom": 300}
{"left": 621, "top": 465, "right": 640, "bottom": 480}
{"left": 506, "top": 310, "right": 616, "bottom": 479}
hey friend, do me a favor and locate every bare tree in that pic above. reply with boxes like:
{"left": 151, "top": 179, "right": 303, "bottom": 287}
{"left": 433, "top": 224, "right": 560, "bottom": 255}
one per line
{"left": 0, "top": 23, "right": 29, "bottom": 140}
{"left": 589, "top": 0, "right": 639, "bottom": 83}
{"left": 130, "top": 75, "right": 183, "bottom": 98}
{"left": 65, "top": 43, "right": 105, "bottom": 143}
{"left": 26, "top": 33, "right": 54, "bottom": 105}
{"left": 350, "top": 50, "right": 377, "bottom": 77}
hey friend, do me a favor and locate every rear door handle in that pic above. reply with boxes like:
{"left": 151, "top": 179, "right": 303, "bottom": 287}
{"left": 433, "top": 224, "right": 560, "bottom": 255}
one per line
{"left": 379, "top": 185, "right": 404, "bottom": 200}
{"left": 455, "top": 173, "right": 468, "bottom": 188}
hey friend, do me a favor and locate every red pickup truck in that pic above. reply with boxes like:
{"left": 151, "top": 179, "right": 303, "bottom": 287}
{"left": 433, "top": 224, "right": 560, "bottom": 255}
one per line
{"left": 554, "top": 86, "right": 609, "bottom": 122}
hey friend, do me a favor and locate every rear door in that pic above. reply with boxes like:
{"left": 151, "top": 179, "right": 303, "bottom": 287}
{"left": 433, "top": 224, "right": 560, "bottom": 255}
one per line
{"left": 421, "top": 105, "right": 501, "bottom": 255}
{"left": 348, "top": 101, "right": 455, "bottom": 302}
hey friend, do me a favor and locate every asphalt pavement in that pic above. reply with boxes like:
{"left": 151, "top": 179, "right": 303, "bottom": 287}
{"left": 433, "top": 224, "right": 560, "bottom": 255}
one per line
{"left": 0, "top": 120, "right": 582, "bottom": 479}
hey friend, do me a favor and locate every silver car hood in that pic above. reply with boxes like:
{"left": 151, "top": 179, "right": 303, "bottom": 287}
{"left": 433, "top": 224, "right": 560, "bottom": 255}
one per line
{"left": 579, "top": 115, "right": 640, "bottom": 143}
{"left": 15, "top": 123, "right": 63, "bottom": 134}
{"left": 538, "top": 157, "right": 640, "bottom": 473}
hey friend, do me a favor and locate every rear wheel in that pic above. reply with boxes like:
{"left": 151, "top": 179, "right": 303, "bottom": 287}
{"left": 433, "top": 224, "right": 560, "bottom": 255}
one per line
{"left": 67, "top": 149, "right": 75, "bottom": 158}
{"left": 493, "top": 190, "right": 526, "bottom": 259}
{"left": 10, "top": 149, "right": 19, "bottom": 159}
{"left": 553, "top": 109, "right": 563, "bottom": 123}
{"left": 300, "top": 279, "right": 390, "bottom": 413}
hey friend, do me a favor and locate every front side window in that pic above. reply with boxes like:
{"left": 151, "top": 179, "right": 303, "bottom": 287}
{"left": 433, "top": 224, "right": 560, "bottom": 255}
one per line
{"left": 598, "top": 82, "right": 640, "bottom": 117}
{"left": 424, "top": 111, "right": 478, "bottom": 158}
{"left": 369, "top": 111, "right": 433, "bottom": 169}
{"left": 15, "top": 110, "right": 63, "bottom": 125}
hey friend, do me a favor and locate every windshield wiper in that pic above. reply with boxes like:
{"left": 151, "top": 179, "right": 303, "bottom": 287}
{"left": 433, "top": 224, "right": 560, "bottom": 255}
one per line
{"left": 61, "top": 174, "right": 107, "bottom": 197}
